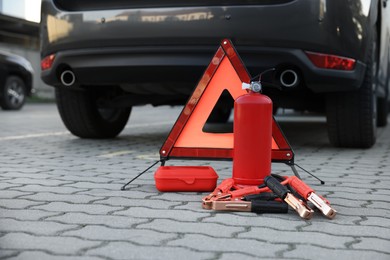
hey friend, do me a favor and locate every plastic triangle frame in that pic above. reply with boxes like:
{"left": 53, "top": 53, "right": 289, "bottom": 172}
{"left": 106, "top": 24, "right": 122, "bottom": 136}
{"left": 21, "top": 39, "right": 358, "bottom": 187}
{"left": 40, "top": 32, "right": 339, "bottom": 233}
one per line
{"left": 159, "top": 39, "right": 294, "bottom": 164}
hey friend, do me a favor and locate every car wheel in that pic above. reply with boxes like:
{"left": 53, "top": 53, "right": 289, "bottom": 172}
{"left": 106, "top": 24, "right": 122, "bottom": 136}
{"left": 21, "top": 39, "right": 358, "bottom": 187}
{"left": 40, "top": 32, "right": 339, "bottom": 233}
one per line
{"left": 0, "top": 75, "right": 26, "bottom": 110}
{"left": 55, "top": 87, "right": 131, "bottom": 138}
{"left": 326, "top": 29, "right": 378, "bottom": 148}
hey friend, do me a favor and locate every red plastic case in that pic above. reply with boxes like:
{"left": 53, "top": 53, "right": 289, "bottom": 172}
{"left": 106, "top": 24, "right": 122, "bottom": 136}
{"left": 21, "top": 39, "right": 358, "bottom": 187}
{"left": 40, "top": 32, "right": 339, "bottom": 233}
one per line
{"left": 154, "top": 166, "right": 218, "bottom": 192}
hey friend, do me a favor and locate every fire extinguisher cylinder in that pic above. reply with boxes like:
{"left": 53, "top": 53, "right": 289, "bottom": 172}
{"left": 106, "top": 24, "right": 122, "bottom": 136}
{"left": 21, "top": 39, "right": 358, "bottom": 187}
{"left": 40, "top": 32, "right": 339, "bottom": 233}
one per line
{"left": 233, "top": 90, "right": 273, "bottom": 185}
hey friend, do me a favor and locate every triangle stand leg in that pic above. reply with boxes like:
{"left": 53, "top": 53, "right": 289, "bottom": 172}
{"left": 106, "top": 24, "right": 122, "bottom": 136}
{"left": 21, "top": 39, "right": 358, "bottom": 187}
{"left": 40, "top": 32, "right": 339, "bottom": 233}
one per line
{"left": 289, "top": 164, "right": 302, "bottom": 179}
{"left": 121, "top": 160, "right": 163, "bottom": 190}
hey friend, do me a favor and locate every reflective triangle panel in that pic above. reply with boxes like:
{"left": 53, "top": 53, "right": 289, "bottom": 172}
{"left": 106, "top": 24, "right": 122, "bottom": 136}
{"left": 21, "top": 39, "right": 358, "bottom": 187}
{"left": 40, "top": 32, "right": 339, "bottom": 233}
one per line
{"left": 159, "top": 39, "right": 294, "bottom": 163}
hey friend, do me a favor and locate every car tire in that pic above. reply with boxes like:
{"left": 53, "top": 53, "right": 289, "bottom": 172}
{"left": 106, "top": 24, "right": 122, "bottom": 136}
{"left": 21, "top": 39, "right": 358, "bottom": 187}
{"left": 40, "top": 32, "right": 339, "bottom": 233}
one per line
{"left": 326, "top": 29, "right": 378, "bottom": 148}
{"left": 55, "top": 87, "right": 131, "bottom": 138}
{"left": 207, "top": 96, "right": 234, "bottom": 123}
{"left": 377, "top": 89, "right": 388, "bottom": 127}
{"left": 207, "top": 106, "right": 232, "bottom": 123}
{"left": 0, "top": 75, "right": 26, "bottom": 110}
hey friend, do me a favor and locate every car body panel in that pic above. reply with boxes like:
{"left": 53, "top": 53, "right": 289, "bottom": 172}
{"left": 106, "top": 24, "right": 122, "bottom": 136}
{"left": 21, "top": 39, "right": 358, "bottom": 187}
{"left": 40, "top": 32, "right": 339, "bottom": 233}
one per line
{"left": 40, "top": 0, "right": 390, "bottom": 103}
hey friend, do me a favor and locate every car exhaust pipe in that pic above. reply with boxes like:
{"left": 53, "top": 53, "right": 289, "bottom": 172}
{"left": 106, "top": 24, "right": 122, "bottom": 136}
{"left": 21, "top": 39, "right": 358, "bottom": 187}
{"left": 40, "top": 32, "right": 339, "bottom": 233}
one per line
{"left": 60, "top": 70, "right": 76, "bottom": 86}
{"left": 279, "top": 69, "right": 299, "bottom": 88}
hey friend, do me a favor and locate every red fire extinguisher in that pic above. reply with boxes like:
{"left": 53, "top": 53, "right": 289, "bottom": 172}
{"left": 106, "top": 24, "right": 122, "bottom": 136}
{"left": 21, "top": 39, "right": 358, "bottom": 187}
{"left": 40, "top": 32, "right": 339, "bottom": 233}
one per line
{"left": 233, "top": 80, "right": 273, "bottom": 186}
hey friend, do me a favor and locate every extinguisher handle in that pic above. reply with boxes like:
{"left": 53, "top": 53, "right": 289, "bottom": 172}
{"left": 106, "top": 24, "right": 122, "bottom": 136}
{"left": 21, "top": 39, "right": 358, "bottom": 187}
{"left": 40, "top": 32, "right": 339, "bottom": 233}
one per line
{"left": 264, "top": 176, "right": 289, "bottom": 200}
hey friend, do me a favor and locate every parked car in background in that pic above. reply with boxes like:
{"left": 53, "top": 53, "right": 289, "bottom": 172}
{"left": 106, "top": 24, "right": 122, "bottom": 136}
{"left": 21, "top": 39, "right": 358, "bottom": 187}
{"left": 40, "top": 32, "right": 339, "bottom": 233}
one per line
{"left": 0, "top": 50, "right": 34, "bottom": 110}
{"left": 40, "top": 0, "right": 390, "bottom": 148}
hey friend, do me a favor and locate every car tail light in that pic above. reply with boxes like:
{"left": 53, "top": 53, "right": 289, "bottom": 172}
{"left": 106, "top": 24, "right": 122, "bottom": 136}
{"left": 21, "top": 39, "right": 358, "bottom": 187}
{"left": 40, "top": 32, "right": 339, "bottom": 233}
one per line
{"left": 305, "top": 51, "right": 356, "bottom": 70}
{"left": 41, "top": 54, "right": 56, "bottom": 71}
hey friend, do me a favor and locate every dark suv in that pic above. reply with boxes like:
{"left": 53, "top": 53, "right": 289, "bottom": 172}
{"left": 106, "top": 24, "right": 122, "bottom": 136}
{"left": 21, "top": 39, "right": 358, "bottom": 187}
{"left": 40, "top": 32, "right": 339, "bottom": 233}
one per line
{"left": 40, "top": 0, "right": 390, "bottom": 148}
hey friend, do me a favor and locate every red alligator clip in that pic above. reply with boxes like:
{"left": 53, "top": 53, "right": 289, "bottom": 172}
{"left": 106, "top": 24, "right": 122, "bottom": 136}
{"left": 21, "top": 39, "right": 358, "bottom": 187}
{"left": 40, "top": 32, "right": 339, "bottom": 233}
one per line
{"left": 202, "top": 178, "right": 235, "bottom": 209}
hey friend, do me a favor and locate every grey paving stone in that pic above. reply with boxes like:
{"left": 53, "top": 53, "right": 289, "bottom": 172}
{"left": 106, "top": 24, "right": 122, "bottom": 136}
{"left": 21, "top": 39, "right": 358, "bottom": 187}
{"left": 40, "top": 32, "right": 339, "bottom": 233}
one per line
{"left": 124, "top": 184, "right": 164, "bottom": 194}
{"left": 172, "top": 201, "right": 206, "bottom": 212}
{"left": 301, "top": 222, "right": 390, "bottom": 239}
{"left": 286, "top": 244, "right": 390, "bottom": 260}
{"left": 218, "top": 252, "right": 272, "bottom": 260}
{"left": 96, "top": 197, "right": 183, "bottom": 209}
{"left": 137, "top": 219, "right": 245, "bottom": 237}
{"left": 333, "top": 207, "right": 389, "bottom": 217}
{"left": 0, "top": 233, "right": 101, "bottom": 254}
{"left": 148, "top": 192, "right": 207, "bottom": 202}
{"left": 0, "top": 168, "right": 42, "bottom": 173}
{"left": 366, "top": 201, "right": 390, "bottom": 209}
{"left": 0, "top": 209, "right": 59, "bottom": 221}
{"left": 77, "top": 189, "right": 153, "bottom": 198}
{"left": 10, "top": 185, "right": 88, "bottom": 194}
{"left": 114, "top": 207, "right": 210, "bottom": 221}
{"left": 0, "top": 190, "right": 33, "bottom": 199}
{"left": 326, "top": 191, "right": 390, "bottom": 201}
{"left": 359, "top": 216, "right": 390, "bottom": 227}
{"left": 0, "top": 199, "right": 45, "bottom": 209}
{"left": 86, "top": 241, "right": 215, "bottom": 260}
{"left": 352, "top": 237, "right": 390, "bottom": 253}
{"left": 5, "top": 177, "right": 73, "bottom": 186}
{"left": 1, "top": 104, "right": 390, "bottom": 260}
{"left": 8, "top": 251, "right": 105, "bottom": 260}
{"left": 168, "top": 233, "right": 288, "bottom": 256}
{"left": 0, "top": 218, "right": 78, "bottom": 235}
{"left": 238, "top": 227, "right": 355, "bottom": 248}
{"left": 372, "top": 188, "right": 390, "bottom": 196}
{"left": 63, "top": 225, "right": 177, "bottom": 245}
{"left": 0, "top": 182, "right": 24, "bottom": 189}
{"left": 64, "top": 182, "right": 127, "bottom": 190}
{"left": 0, "top": 250, "right": 18, "bottom": 259}
{"left": 330, "top": 197, "right": 374, "bottom": 207}
{"left": 31, "top": 202, "right": 124, "bottom": 214}
{"left": 55, "top": 175, "right": 114, "bottom": 183}
{"left": 18, "top": 193, "right": 105, "bottom": 204}
{"left": 202, "top": 213, "right": 303, "bottom": 230}
{"left": 46, "top": 212, "right": 148, "bottom": 228}
{"left": 1, "top": 173, "right": 58, "bottom": 181}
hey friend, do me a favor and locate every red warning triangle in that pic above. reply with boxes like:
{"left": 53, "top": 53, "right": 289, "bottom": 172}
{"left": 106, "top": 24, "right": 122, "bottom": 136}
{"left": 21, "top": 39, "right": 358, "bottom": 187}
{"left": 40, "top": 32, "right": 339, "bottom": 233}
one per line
{"left": 160, "top": 39, "right": 294, "bottom": 163}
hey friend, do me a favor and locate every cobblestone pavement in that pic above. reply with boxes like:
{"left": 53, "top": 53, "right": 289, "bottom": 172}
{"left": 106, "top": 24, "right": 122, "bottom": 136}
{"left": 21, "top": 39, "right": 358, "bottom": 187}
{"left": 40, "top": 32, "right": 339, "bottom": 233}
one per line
{"left": 0, "top": 103, "right": 389, "bottom": 260}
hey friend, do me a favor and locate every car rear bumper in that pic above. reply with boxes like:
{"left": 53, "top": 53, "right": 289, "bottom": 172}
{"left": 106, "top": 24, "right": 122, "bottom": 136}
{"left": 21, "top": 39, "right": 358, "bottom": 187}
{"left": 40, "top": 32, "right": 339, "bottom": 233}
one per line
{"left": 41, "top": 45, "right": 366, "bottom": 93}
